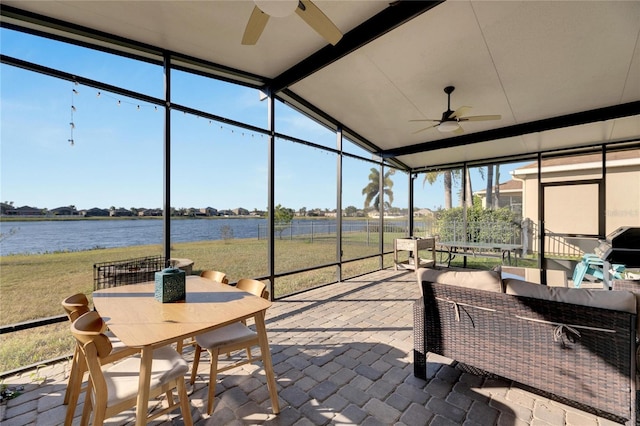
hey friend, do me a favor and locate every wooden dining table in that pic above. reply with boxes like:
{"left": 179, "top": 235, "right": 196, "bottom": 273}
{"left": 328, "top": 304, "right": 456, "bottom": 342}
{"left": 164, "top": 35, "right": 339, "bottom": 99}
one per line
{"left": 92, "top": 275, "right": 280, "bottom": 425}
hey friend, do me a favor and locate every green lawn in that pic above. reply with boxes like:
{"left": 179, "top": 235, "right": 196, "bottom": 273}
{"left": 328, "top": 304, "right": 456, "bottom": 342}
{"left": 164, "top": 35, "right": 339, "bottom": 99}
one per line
{"left": 0, "top": 236, "right": 530, "bottom": 372}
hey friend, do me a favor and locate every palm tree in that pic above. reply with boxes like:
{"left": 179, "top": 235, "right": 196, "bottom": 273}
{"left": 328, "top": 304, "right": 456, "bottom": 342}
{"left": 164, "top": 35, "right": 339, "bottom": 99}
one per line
{"left": 493, "top": 164, "right": 501, "bottom": 209}
{"left": 484, "top": 163, "right": 501, "bottom": 209}
{"left": 485, "top": 165, "right": 494, "bottom": 209}
{"left": 463, "top": 167, "right": 473, "bottom": 208}
{"left": 362, "top": 167, "right": 395, "bottom": 211}
{"left": 423, "top": 168, "right": 477, "bottom": 209}
{"left": 423, "top": 170, "right": 453, "bottom": 209}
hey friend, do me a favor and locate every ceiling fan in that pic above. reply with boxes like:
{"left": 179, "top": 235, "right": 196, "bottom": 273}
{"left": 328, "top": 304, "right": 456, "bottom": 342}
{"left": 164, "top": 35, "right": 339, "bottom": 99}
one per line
{"left": 410, "top": 86, "right": 501, "bottom": 135}
{"left": 242, "top": 0, "right": 343, "bottom": 46}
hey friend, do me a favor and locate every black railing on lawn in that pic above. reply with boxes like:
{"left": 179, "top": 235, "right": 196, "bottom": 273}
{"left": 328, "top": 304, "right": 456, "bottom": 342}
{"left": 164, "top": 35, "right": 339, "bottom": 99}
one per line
{"left": 93, "top": 255, "right": 166, "bottom": 290}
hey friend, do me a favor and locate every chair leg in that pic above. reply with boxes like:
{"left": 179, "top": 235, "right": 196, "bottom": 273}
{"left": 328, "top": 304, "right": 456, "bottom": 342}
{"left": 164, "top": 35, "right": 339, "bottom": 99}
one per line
{"left": 239, "top": 320, "right": 252, "bottom": 360}
{"left": 177, "top": 377, "right": 193, "bottom": 426}
{"left": 80, "top": 378, "right": 93, "bottom": 426}
{"left": 190, "top": 344, "right": 202, "bottom": 385}
{"left": 89, "top": 379, "right": 108, "bottom": 426}
{"left": 572, "top": 262, "right": 587, "bottom": 288}
{"left": 65, "top": 347, "right": 86, "bottom": 425}
{"left": 91, "top": 405, "right": 106, "bottom": 426}
{"left": 206, "top": 348, "right": 220, "bottom": 415}
{"left": 63, "top": 347, "right": 78, "bottom": 405}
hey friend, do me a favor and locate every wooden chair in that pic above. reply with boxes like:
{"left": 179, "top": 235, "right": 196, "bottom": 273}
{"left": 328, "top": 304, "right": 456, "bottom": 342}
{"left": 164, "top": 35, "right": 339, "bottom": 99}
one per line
{"left": 199, "top": 270, "right": 229, "bottom": 284}
{"left": 70, "top": 311, "right": 192, "bottom": 426}
{"left": 62, "top": 293, "right": 91, "bottom": 322}
{"left": 176, "top": 270, "right": 230, "bottom": 354}
{"left": 190, "top": 278, "right": 269, "bottom": 415}
{"left": 61, "top": 294, "right": 139, "bottom": 425}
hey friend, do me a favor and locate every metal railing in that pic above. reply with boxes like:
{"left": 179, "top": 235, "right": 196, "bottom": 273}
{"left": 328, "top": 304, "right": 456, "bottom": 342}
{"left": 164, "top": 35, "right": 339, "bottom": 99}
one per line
{"left": 93, "top": 255, "right": 166, "bottom": 290}
{"left": 527, "top": 221, "right": 585, "bottom": 258}
{"left": 258, "top": 220, "right": 409, "bottom": 243}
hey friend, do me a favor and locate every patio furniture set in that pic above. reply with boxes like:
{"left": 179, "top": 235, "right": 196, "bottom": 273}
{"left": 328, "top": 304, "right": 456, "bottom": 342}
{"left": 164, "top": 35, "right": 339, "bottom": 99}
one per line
{"left": 70, "top": 248, "right": 640, "bottom": 424}
{"left": 393, "top": 236, "right": 523, "bottom": 272}
{"left": 63, "top": 261, "right": 277, "bottom": 426}
{"left": 413, "top": 267, "right": 639, "bottom": 425}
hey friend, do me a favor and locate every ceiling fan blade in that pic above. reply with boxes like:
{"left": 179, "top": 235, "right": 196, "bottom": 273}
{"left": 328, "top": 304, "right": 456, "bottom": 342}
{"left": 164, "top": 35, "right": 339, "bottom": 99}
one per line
{"left": 242, "top": 6, "right": 269, "bottom": 45}
{"left": 451, "top": 126, "right": 465, "bottom": 135}
{"left": 412, "top": 124, "right": 439, "bottom": 134}
{"left": 459, "top": 114, "right": 502, "bottom": 122}
{"left": 295, "top": 0, "right": 343, "bottom": 45}
{"left": 450, "top": 106, "right": 472, "bottom": 119}
{"left": 408, "top": 119, "right": 440, "bottom": 123}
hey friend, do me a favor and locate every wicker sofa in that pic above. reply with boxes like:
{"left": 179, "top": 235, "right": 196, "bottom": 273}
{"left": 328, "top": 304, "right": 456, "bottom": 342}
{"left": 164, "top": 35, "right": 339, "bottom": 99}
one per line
{"left": 413, "top": 268, "right": 638, "bottom": 424}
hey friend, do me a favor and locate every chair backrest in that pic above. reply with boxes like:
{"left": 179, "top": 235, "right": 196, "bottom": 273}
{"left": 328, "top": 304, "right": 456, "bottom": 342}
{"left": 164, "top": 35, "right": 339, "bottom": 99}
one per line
{"left": 236, "top": 278, "right": 267, "bottom": 298}
{"left": 70, "top": 311, "right": 191, "bottom": 425}
{"left": 70, "top": 311, "right": 112, "bottom": 357}
{"left": 200, "top": 270, "right": 229, "bottom": 284}
{"left": 70, "top": 311, "right": 115, "bottom": 407}
{"left": 62, "top": 293, "right": 91, "bottom": 322}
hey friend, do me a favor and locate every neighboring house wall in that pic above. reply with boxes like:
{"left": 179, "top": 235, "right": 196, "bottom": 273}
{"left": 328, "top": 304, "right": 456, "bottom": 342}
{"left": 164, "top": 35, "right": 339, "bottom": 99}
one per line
{"left": 232, "top": 208, "right": 249, "bottom": 216}
{"left": 5, "top": 206, "right": 43, "bottom": 216}
{"left": 110, "top": 208, "right": 133, "bottom": 217}
{"left": 0, "top": 203, "right": 13, "bottom": 214}
{"left": 138, "top": 209, "right": 162, "bottom": 216}
{"left": 50, "top": 206, "right": 78, "bottom": 216}
{"left": 606, "top": 161, "right": 640, "bottom": 232}
{"left": 512, "top": 149, "right": 640, "bottom": 255}
{"left": 414, "top": 208, "right": 435, "bottom": 218}
{"left": 199, "top": 207, "right": 217, "bottom": 216}
{"left": 474, "top": 180, "right": 523, "bottom": 214}
{"left": 83, "top": 208, "right": 110, "bottom": 217}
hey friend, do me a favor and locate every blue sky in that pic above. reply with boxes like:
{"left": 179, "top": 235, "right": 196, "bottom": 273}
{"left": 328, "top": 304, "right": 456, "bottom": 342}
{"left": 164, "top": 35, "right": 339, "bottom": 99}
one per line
{"left": 1, "top": 27, "right": 522, "bottom": 213}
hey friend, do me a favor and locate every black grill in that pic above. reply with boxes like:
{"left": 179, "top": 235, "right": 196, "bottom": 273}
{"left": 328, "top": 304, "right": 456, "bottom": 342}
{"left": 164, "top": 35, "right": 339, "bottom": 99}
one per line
{"left": 595, "top": 227, "right": 640, "bottom": 268}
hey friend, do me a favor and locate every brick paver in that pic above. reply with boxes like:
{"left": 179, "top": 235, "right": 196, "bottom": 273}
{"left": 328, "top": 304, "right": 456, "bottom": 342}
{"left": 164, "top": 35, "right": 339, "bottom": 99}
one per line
{"left": 0, "top": 269, "right": 624, "bottom": 425}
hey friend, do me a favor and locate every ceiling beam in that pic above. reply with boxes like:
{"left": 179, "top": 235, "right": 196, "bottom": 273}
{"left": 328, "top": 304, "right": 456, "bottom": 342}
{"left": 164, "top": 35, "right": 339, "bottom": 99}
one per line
{"left": 379, "top": 101, "right": 640, "bottom": 158}
{"left": 265, "top": 0, "right": 444, "bottom": 94}
{"left": 0, "top": 4, "right": 266, "bottom": 87}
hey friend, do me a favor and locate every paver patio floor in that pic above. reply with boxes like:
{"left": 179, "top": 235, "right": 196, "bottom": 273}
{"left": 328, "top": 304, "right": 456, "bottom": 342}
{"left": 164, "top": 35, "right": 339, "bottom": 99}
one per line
{"left": 0, "top": 269, "right": 622, "bottom": 425}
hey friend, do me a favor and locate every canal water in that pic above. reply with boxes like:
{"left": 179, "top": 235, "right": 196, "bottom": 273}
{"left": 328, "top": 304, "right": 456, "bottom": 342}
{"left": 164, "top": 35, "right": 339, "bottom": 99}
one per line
{"left": 0, "top": 218, "right": 394, "bottom": 255}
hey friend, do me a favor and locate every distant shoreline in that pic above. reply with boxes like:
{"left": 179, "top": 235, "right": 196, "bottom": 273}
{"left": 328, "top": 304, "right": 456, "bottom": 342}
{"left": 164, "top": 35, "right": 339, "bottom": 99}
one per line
{"left": 0, "top": 215, "right": 264, "bottom": 222}
{"left": 0, "top": 215, "right": 374, "bottom": 223}
{"left": 0, "top": 216, "right": 395, "bottom": 256}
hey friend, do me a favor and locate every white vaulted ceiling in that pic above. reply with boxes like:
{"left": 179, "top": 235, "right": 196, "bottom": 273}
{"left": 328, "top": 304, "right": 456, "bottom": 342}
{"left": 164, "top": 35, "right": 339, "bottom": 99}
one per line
{"left": 2, "top": 0, "right": 639, "bottom": 170}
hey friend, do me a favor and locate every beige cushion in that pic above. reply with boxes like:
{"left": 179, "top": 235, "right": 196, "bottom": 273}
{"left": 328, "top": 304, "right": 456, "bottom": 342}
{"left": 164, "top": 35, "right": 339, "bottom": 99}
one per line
{"left": 195, "top": 322, "right": 257, "bottom": 349}
{"left": 417, "top": 268, "right": 502, "bottom": 294}
{"left": 103, "top": 345, "right": 188, "bottom": 406}
{"left": 504, "top": 278, "right": 637, "bottom": 314}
